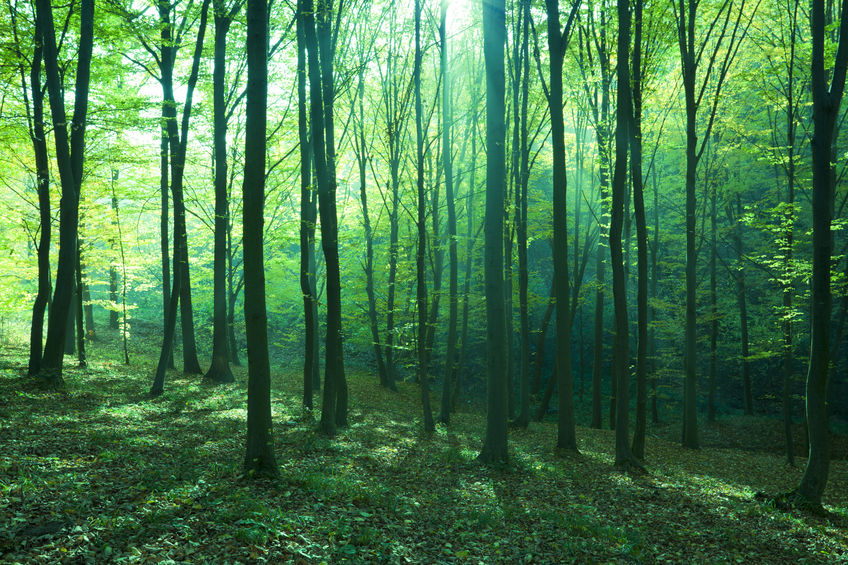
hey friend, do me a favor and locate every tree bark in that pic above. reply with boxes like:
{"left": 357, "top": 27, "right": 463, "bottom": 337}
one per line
{"left": 546, "top": 0, "right": 579, "bottom": 452}
{"left": 414, "top": 0, "right": 435, "bottom": 433}
{"left": 795, "top": 0, "right": 848, "bottom": 506}
{"left": 151, "top": 0, "right": 211, "bottom": 394}
{"left": 242, "top": 0, "right": 278, "bottom": 479}
{"left": 23, "top": 14, "right": 51, "bottom": 377}
{"left": 440, "top": 0, "right": 458, "bottom": 424}
{"left": 630, "top": 0, "right": 648, "bottom": 460}
{"left": 298, "top": 1, "right": 320, "bottom": 409}
{"left": 35, "top": 0, "right": 94, "bottom": 384}
{"left": 205, "top": 0, "right": 240, "bottom": 385}
{"left": 479, "top": 0, "right": 509, "bottom": 463}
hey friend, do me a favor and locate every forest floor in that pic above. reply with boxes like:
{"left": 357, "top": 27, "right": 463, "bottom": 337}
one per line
{"left": 1, "top": 343, "right": 847, "bottom": 564}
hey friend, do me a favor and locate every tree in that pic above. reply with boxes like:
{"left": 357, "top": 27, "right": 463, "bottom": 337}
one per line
{"left": 303, "top": 0, "right": 345, "bottom": 435}
{"left": 8, "top": 3, "right": 51, "bottom": 377}
{"left": 629, "top": 0, "right": 648, "bottom": 460}
{"left": 439, "top": 0, "right": 458, "bottom": 425}
{"left": 545, "top": 0, "right": 580, "bottom": 452}
{"left": 317, "top": 0, "right": 348, "bottom": 429}
{"left": 35, "top": 0, "right": 94, "bottom": 385}
{"left": 610, "top": 0, "right": 641, "bottom": 471}
{"left": 242, "top": 0, "right": 278, "bottom": 479}
{"left": 479, "top": 0, "right": 508, "bottom": 463}
{"left": 297, "top": 0, "right": 320, "bottom": 410}
{"left": 674, "top": 0, "right": 752, "bottom": 448}
{"left": 415, "top": 0, "right": 435, "bottom": 433}
{"left": 151, "top": 0, "right": 212, "bottom": 395}
{"left": 204, "top": 0, "right": 243, "bottom": 385}
{"left": 792, "top": 0, "right": 848, "bottom": 508}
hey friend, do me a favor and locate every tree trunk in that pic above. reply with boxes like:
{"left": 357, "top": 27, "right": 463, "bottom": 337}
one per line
{"left": 74, "top": 240, "right": 87, "bottom": 367}
{"left": 440, "top": 0, "right": 458, "bottom": 424}
{"left": 109, "top": 185, "right": 120, "bottom": 332}
{"left": 546, "top": 0, "right": 578, "bottom": 452}
{"left": 152, "top": 0, "right": 211, "bottom": 393}
{"left": 25, "top": 17, "right": 51, "bottom": 377}
{"left": 35, "top": 0, "right": 94, "bottom": 385}
{"left": 414, "top": 0, "right": 435, "bottom": 433}
{"left": 298, "top": 3, "right": 319, "bottom": 409}
{"left": 630, "top": 0, "right": 648, "bottom": 459}
{"left": 795, "top": 0, "right": 847, "bottom": 506}
{"left": 679, "top": 0, "right": 699, "bottom": 449}
{"left": 479, "top": 0, "right": 509, "bottom": 463}
{"left": 611, "top": 0, "right": 638, "bottom": 470}
{"left": 226, "top": 215, "right": 242, "bottom": 367}
{"left": 708, "top": 186, "right": 718, "bottom": 423}
{"left": 242, "top": 0, "right": 278, "bottom": 479}
{"left": 159, "top": 114, "right": 174, "bottom": 370}
{"left": 205, "top": 0, "right": 238, "bottom": 385}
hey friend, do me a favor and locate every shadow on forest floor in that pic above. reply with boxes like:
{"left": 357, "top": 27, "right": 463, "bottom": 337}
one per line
{"left": 1, "top": 342, "right": 846, "bottom": 564}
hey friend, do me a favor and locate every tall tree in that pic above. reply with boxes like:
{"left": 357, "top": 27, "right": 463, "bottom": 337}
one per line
{"left": 576, "top": 3, "right": 613, "bottom": 431}
{"left": 35, "top": 0, "right": 94, "bottom": 384}
{"left": 242, "top": 0, "right": 278, "bottom": 479}
{"left": 414, "top": 0, "right": 435, "bottom": 433}
{"left": 479, "top": 0, "right": 508, "bottom": 463}
{"left": 317, "top": 0, "right": 348, "bottom": 428}
{"left": 629, "top": 0, "right": 648, "bottom": 460}
{"left": 545, "top": 0, "right": 580, "bottom": 451}
{"left": 151, "top": 0, "right": 212, "bottom": 395}
{"left": 792, "top": 0, "right": 848, "bottom": 508}
{"left": 303, "top": 0, "right": 344, "bottom": 435}
{"left": 674, "top": 0, "right": 751, "bottom": 448}
{"left": 610, "top": 0, "right": 641, "bottom": 471}
{"left": 205, "top": 0, "right": 243, "bottom": 385}
{"left": 9, "top": 3, "right": 51, "bottom": 377}
{"left": 298, "top": 0, "right": 320, "bottom": 409}
{"left": 440, "top": 0, "right": 458, "bottom": 425}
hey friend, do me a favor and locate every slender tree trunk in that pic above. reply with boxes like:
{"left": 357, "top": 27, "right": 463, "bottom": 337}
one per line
{"left": 611, "top": 0, "right": 638, "bottom": 470}
{"left": 159, "top": 116, "right": 174, "bottom": 369}
{"left": 25, "top": 18, "right": 51, "bottom": 376}
{"left": 317, "top": 0, "right": 348, "bottom": 427}
{"left": 679, "top": 0, "right": 700, "bottom": 449}
{"left": 75, "top": 240, "right": 87, "bottom": 367}
{"left": 109, "top": 184, "right": 120, "bottom": 331}
{"left": 513, "top": 0, "right": 532, "bottom": 428}
{"left": 304, "top": 0, "right": 341, "bottom": 435}
{"left": 152, "top": 0, "right": 211, "bottom": 393}
{"left": 546, "top": 0, "right": 578, "bottom": 452}
{"left": 414, "top": 0, "right": 435, "bottom": 433}
{"left": 205, "top": 0, "right": 238, "bottom": 385}
{"left": 440, "top": 0, "right": 458, "bottom": 423}
{"left": 242, "top": 0, "right": 278, "bottom": 479}
{"left": 630, "top": 0, "right": 648, "bottom": 459}
{"left": 479, "top": 0, "right": 509, "bottom": 463}
{"left": 298, "top": 3, "right": 319, "bottom": 408}
{"left": 650, "top": 167, "right": 660, "bottom": 423}
{"left": 795, "top": 0, "right": 847, "bottom": 506}
{"left": 110, "top": 177, "right": 131, "bottom": 365}
{"left": 708, "top": 186, "right": 718, "bottom": 423}
{"left": 35, "top": 0, "right": 94, "bottom": 384}
{"left": 226, "top": 217, "right": 242, "bottom": 367}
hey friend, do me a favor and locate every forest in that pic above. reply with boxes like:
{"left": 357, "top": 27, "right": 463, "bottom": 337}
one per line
{"left": 1, "top": 0, "right": 847, "bottom": 561}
